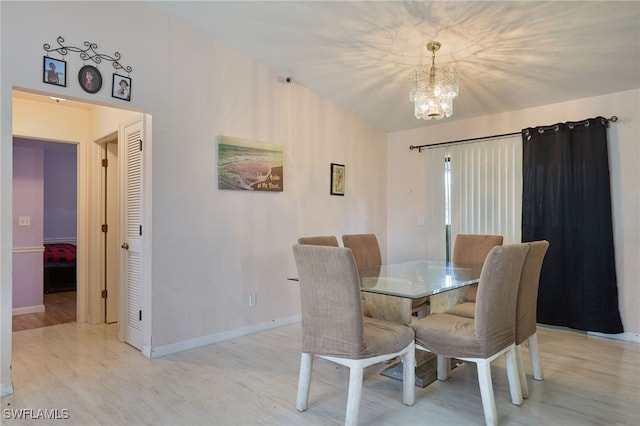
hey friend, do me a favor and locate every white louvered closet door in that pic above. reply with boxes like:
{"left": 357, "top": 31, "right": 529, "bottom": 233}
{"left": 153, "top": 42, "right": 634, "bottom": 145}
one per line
{"left": 120, "top": 118, "right": 144, "bottom": 350}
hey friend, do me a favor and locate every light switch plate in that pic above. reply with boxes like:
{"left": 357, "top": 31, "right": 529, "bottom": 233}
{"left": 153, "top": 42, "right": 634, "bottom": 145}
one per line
{"left": 18, "top": 216, "right": 31, "bottom": 226}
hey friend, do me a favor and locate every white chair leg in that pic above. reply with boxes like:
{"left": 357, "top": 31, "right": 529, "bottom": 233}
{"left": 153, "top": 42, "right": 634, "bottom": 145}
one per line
{"left": 401, "top": 343, "right": 416, "bottom": 406}
{"left": 476, "top": 360, "right": 498, "bottom": 426}
{"left": 528, "top": 333, "right": 544, "bottom": 381}
{"left": 344, "top": 367, "right": 364, "bottom": 426}
{"left": 505, "top": 346, "right": 524, "bottom": 406}
{"left": 296, "top": 353, "right": 313, "bottom": 412}
{"left": 515, "top": 344, "right": 529, "bottom": 399}
{"left": 437, "top": 355, "right": 450, "bottom": 381}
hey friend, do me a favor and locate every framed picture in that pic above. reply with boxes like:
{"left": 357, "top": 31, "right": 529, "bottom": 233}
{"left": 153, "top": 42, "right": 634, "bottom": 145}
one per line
{"left": 43, "top": 57, "right": 66, "bottom": 87}
{"left": 78, "top": 65, "right": 102, "bottom": 94}
{"left": 330, "top": 163, "right": 345, "bottom": 196}
{"left": 112, "top": 74, "right": 131, "bottom": 101}
{"left": 218, "top": 136, "right": 284, "bottom": 192}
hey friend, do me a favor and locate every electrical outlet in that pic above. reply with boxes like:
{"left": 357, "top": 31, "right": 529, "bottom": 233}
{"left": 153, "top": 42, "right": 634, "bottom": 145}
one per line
{"left": 249, "top": 293, "right": 257, "bottom": 306}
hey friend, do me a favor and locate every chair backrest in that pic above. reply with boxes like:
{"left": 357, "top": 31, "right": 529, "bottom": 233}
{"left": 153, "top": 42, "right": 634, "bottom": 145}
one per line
{"left": 452, "top": 234, "right": 504, "bottom": 265}
{"left": 515, "top": 240, "right": 550, "bottom": 344}
{"left": 298, "top": 236, "right": 339, "bottom": 246}
{"left": 292, "top": 244, "right": 365, "bottom": 357}
{"left": 341, "top": 234, "right": 382, "bottom": 270}
{"left": 453, "top": 234, "right": 504, "bottom": 302}
{"left": 474, "top": 243, "right": 529, "bottom": 357}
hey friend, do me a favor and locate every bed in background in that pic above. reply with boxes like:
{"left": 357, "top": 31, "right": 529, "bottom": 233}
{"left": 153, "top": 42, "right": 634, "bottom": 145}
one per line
{"left": 43, "top": 243, "right": 77, "bottom": 293}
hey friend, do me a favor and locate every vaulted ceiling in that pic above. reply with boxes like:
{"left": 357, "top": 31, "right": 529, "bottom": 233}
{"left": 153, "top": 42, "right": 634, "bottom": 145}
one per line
{"left": 158, "top": 2, "right": 639, "bottom": 132}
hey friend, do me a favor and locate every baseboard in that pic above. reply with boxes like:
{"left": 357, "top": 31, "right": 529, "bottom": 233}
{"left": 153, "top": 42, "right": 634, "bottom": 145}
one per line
{"left": 12, "top": 305, "right": 45, "bottom": 316}
{"left": 539, "top": 324, "right": 640, "bottom": 343}
{"left": 588, "top": 331, "right": 640, "bottom": 343}
{"left": 149, "top": 314, "right": 302, "bottom": 358}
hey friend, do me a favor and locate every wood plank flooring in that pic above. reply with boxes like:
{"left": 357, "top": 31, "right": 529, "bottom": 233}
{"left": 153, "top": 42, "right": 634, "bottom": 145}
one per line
{"left": 2, "top": 322, "right": 639, "bottom": 425}
{"left": 11, "top": 291, "right": 76, "bottom": 332}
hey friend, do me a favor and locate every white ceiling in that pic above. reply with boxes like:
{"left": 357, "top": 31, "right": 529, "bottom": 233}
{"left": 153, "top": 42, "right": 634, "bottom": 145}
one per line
{"left": 148, "top": 1, "right": 640, "bottom": 132}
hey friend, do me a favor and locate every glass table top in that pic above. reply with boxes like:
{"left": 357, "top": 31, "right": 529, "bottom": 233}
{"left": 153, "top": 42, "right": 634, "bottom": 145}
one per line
{"left": 358, "top": 260, "right": 482, "bottom": 299}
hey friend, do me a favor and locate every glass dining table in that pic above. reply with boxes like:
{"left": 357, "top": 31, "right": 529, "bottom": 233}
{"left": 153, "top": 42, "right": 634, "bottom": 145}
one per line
{"left": 288, "top": 259, "right": 483, "bottom": 387}
{"left": 358, "top": 260, "right": 483, "bottom": 387}
{"left": 357, "top": 260, "right": 481, "bottom": 324}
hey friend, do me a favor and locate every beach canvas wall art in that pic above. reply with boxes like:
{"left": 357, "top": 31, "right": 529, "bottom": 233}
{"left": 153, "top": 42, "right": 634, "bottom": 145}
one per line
{"left": 217, "top": 136, "right": 284, "bottom": 192}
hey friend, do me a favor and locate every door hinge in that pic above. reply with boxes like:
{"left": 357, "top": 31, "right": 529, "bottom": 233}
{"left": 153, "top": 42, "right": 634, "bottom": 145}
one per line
{"left": 139, "top": 310, "right": 142, "bottom": 321}
{"left": 101, "top": 289, "right": 108, "bottom": 299}
{"left": 102, "top": 158, "right": 108, "bottom": 167}
{"left": 102, "top": 224, "right": 108, "bottom": 233}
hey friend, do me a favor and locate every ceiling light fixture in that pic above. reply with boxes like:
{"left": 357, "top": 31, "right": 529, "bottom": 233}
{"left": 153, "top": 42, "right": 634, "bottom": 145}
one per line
{"left": 49, "top": 96, "right": 66, "bottom": 103}
{"left": 409, "top": 41, "right": 458, "bottom": 120}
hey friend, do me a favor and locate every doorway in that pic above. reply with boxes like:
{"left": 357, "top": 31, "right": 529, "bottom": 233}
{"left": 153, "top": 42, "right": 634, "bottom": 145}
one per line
{"left": 12, "top": 138, "right": 78, "bottom": 331}
{"left": 10, "top": 90, "right": 145, "bottom": 331}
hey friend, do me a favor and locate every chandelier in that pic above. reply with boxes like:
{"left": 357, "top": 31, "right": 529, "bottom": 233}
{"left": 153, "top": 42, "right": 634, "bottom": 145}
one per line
{"left": 409, "top": 41, "right": 458, "bottom": 120}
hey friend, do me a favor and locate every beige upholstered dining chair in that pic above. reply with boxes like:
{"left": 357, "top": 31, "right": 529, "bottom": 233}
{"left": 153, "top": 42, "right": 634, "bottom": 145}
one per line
{"left": 341, "top": 234, "right": 382, "bottom": 270}
{"left": 445, "top": 240, "right": 550, "bottom": 398}
{"left": 297, "top": 235, "right": 339, "bottom": 247}
{"left": 514, "top": 240, "right": 549, "bottom": 397}
{"left": 292, "top": 244, "right": 416, "bottom": 426}
{"left": 452, "top": 234, "right": 504, "bottom": 303}
{"left": 412, "top": 243, "right": 529, "bottom": 426}
{"left": 342, "top": 233, "right": 428, "bottom": 318}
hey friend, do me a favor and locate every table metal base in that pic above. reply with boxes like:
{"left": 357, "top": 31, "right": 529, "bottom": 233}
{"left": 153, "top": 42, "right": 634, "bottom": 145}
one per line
{"left": 381, "top": 351, "right": 460, "bottom": 388}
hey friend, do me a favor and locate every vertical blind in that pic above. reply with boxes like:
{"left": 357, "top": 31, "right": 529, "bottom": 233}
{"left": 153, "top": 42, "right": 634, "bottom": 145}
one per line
{"left": 423, "top": 145, "right": 448, "bottom": 260}
{"left": 424, "top": 135, "right": 523, "bottom": 259}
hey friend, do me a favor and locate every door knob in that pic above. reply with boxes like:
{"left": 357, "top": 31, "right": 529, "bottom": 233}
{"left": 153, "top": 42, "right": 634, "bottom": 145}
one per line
{"left": 121, "top": 243, "right": 129, "bottom": 250}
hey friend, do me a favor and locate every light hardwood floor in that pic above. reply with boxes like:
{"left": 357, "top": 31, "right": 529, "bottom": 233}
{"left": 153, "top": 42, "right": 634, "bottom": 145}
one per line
{"left": 2, "top": 322, "right": 639, "bottom": 425}
{"left": 12, "top": 291, "right": 76, "bottom": 332}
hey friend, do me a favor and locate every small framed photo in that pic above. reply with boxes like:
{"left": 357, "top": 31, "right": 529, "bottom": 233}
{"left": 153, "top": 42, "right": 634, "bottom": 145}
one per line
{"left": 78, "top": 65, "right": 102, "bottom": 94}
{"left": 43, "top": 57, "right": 66, "bottom": 87}
{"left": 330, "top": 163, "right": 345, "bottom": 196}
{"left": 112, "top": 74, "right": 131, "bottom": 101}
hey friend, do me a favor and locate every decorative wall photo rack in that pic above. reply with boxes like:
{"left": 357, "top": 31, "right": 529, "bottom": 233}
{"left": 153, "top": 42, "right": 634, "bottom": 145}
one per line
{"left": 43, "top": 36, "right": 133, "bottom": 101}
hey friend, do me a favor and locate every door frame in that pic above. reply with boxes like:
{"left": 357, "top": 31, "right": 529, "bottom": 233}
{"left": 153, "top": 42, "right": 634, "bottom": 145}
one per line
{"left": 94, "top": 131, "right": 119, "bottom": 324}
{"left": 11, "top": 134, "right": 88, "bottom": 324}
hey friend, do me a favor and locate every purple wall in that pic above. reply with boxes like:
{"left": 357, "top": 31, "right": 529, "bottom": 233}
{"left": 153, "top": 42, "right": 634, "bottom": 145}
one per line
{"left": 13, "top": 138, "right": 44, "bottom": 309}
{"left": 44, "top": 142, "right": 77, "bottom": 240}
{"left": 12, "top": 139, "right": 77, "bottom": 310}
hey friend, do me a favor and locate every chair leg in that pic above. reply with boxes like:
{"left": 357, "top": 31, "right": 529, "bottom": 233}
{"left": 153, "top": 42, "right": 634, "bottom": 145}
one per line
{"left": 505, "top": 346, "right": 524, "bottom": 406}
{"left": 296, "top": 353, "right": 313, "bottom": 412}
{"left": 437, "top": 355, "right": 450, "bottom": 381}
{"left": 401, "top": 343, "right": 416, "bottom": 406}
{"left": 528, "top": 333, "right": 544, "bottom": 381}
{"left": 476, "top": 360, "right": 498, "bottom": 426}
{"left": 515, "top": 344, "right": 529, "bottom": 399}
{"left": 344, "top": 366, "right": 364, "bottom": 426}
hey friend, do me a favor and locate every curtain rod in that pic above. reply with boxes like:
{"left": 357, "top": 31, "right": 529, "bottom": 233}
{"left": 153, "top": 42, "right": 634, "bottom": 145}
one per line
{"left": 409, "top": 115, "right": 618, "bottom": 152}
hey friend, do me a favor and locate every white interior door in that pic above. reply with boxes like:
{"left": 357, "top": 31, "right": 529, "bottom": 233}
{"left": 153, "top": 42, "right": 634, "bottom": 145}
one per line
{"left": 119, "top": 118, "right": 144, "bottom": 350}
{"left": 105, "top": 141, "right": 119, "bottom": 323}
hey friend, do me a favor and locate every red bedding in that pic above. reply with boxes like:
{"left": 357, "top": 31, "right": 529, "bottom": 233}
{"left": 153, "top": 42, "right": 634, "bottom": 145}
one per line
{"left": 43, "top": 243, "right": 76, "bottom": 263}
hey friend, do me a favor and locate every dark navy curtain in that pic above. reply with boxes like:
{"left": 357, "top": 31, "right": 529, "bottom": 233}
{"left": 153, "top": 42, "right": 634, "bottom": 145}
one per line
{"left": 521, "top": 117, "right": 623, "bottom": 334}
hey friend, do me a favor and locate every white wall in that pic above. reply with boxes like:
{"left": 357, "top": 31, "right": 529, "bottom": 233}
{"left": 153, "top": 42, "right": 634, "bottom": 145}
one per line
{"left": 1, "top": 1, "right": 387, "bottom": 392}
{"left": 387, "top": 89, "right": 640, "bottom": 336}
{"left": 150, "top": 16, "right": 388, "bottom": 350}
